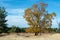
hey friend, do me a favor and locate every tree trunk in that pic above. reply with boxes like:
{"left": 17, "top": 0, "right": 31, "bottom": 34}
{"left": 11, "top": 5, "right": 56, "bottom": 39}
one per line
{"left": 35, "top": 32, "right": 38, "bottom": 36}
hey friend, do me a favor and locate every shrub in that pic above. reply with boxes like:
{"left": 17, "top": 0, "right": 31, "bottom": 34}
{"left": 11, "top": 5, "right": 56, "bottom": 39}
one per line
{"left": 56, "top": 29, "right": 60, "bottom": 33}
{"left": 8, "top": 25, "right": 16, "bottom": 33}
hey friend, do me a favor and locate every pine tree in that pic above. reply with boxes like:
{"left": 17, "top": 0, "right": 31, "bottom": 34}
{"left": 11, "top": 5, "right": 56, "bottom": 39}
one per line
{"left": 0, "top": 7, "right": 7, "bottom": 33}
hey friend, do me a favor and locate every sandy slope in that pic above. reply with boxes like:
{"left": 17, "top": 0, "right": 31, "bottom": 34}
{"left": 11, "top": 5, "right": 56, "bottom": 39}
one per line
{"left": 0, "top": 33, "right": 60, "bottom": 40}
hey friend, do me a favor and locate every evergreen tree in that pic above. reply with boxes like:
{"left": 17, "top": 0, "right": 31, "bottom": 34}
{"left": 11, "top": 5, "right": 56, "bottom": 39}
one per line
{"left": 0, "top": 7, "right": 7, "bottom": 33}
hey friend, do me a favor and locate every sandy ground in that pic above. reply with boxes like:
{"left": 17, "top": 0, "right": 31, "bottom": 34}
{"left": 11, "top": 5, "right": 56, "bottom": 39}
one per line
{"left": 0, "top": 33, "right": 60, "bottom": 40}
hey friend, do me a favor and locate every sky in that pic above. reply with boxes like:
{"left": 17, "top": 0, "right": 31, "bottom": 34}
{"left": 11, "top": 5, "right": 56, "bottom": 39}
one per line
{"left": 0, "top": 0, "right": 60, "bottom": 28}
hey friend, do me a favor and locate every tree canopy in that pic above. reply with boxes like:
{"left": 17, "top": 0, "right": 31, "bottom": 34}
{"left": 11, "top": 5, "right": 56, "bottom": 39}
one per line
{"left": 24, "top": 2, "right": 56, "bottom": 35}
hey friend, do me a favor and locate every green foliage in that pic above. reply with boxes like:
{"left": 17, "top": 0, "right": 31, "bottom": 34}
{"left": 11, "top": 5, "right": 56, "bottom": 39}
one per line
{"left": 52, "top": 28, "right": 57, "bottom": 32}
{"left": 20, "top": 28, "right": 26, "bottom": 32}
{"left": 0, "top": 7, "right": 7, "bottom": 33}
{"left": 15, "top": 27, "right": 21, "bottom": 33}
{"left": 56, "top": 28, "right": 60, "bottom": 33}
{"left": 8, "top": 25, "right": 16, "bottom": 33}
{"left": 58, "top": 22, "right": 60, "bottom": 28}
{"left": 47, "top": 28, "right": 53, "bottom": 33}
{"left": 0, "top": 29, "right": 2, "bottom": 33}
{"left": 7, "top": 25, "right": 26, "bottom": 33}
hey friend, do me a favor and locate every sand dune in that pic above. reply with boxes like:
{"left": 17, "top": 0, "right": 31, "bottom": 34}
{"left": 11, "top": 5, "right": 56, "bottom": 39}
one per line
{"left": 0, "top": 33, "right": 60, "bottom": 40}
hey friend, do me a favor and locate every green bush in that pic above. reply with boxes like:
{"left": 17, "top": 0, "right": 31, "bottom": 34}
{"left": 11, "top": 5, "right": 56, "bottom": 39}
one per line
{"left": 15, "top": 27, "right": 21, "bottom": 33}
{"left": 8, "top": 25, "right": 16, "bottom": 33}
{"left": 56, "top": 29, "right": 60, "bottom": 33}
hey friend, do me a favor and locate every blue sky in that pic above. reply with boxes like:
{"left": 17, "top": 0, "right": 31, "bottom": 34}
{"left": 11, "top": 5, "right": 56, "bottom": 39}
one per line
{"left": 0, "top": 0, "right": 60, "bottom": 28}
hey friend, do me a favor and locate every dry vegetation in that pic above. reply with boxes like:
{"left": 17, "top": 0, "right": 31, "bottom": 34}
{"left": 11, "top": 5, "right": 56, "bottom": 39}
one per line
{"left": 0, "top": 33, "right": 60, "bottom": 40}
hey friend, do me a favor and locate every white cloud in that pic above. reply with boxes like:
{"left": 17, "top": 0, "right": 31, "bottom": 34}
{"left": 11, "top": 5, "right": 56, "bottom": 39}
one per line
{"left": 52, "top": 18, "right": 60, "bottom": 28}
{"left": 6, "top": 15, "right": 28, "bottom": 27}
{"left": 5, "top": 8, "right": 27, "bottom": 27}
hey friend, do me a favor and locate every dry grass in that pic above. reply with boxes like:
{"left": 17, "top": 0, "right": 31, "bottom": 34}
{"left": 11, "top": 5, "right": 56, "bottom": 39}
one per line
{"left": 0, "top": 33, "right": 60, "bottom": 40}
